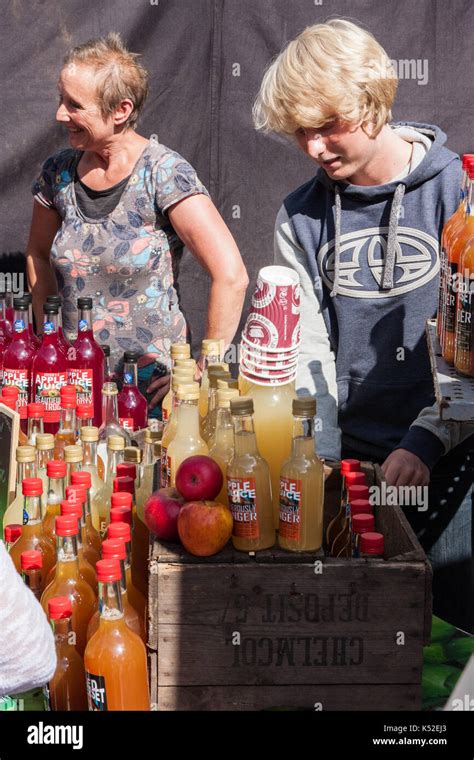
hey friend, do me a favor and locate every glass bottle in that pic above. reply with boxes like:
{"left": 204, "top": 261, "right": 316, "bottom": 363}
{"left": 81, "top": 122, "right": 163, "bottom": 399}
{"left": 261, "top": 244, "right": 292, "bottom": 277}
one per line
{"left": 2, "top": 297, "right": 36, "bottom": 433}
{"left": 360, "top": 532, "right": 385, "bottom": 559}
{"left": 97, "top": 382, "right": 131, "bottom": 471}
{"left": 45, "top": 596, "right": 88, "bottom": 711}
{"left": 27, "top": 402, "right": 45, "bottom": 446}
{"left": 45, "top": 294, "right": 72, "bottom": 357}
{"left": 9, "top": 478, "right": 55, "bottom": 589}
{"left": 166, "top": 383, "right": 208, "bottom": 486}
{"left": 36, "top": 433, "right": 55, "bottom": 508}
{"left": 4, "top": 290, "right": 14, "bottom": 331}
{"left": 80, "top": 426, "right": 105, "bottom": 528}
{"left": 57, "top": 499, "right": 97, "bottom": 593}
{"left": 84, "top": 559, "right": 150, "bottom": 711}
{"left": 278, "top": 398, "right": 325, "bottom": 552}
{"left": 54, "top": 389, "right": 77, "bottom": 460}
{"left": 70, "top": 469, "right": 102, "bottom": 557}
{"left": 4, "top": 524, "right": 22, "bottom": 551}
{"left": 160, "top": 374, "right": 195, "bottom": 487}
{"left": 64, "top": 444, "right": 84, "bottom": 484}
{"left": 86, "top": 539, "right": 146, "bottom": 643}
{"left": 2, "top": 445, "right": 37, "bottom": 529}
{"left": 21, "top": 549, "right": 43, "bottom": 599}
{"left": 161, "top": 343, "right": 191, "bottom": 425}
{"left": 41, "top": 515, "right": 97, "bottom": 657}
{"left": 42, "top": 459, "right": 67, "bottom": 544}
{"left": 31, "top": 303, "right": 69, "bottom": 435}
{"left": 227, "top": 397, "right": 275, "bottom": 552}
{"left": 208, "top": 388, "right": 240, "bottom": 505}
{"left": 93, "top": 435, "right": 125, "bottom": 536}
{"left": 107, "top": 521, "right": 146, "bottom": 624}
{"left": 325, "top": 459, "right": 362, "bottom": 552}
{"left": 70, "top": 297, "right": 105, "bottom": 426}
{"left": 118, "top": 352, "right": 148, "bottom": 432}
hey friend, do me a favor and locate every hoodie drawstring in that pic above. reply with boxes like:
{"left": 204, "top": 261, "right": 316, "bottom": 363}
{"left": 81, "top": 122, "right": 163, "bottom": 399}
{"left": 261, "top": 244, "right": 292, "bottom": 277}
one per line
{"left": 330, "top": 186, "right": 342, "bottom": 298}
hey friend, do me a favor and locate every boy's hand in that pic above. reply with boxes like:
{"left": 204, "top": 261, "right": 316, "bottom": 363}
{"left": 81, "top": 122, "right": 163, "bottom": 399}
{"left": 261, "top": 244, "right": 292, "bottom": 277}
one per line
{"left": 381, "top": 449, "right": 430, "bottom": 487}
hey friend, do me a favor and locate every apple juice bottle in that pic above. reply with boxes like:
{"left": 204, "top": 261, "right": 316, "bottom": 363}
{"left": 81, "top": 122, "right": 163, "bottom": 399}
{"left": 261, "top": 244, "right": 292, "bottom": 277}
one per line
{"left": 201, "top": 370, "right": 232, "bottom": 444}
{"left": 69, "top": 297, "right": 105, "bottom": 426}
{"left": 2, "top": 297, "right": 36, "bottom": 433}
{"left": 21, "top": 549, "right": 43, "bottom": 599}
{"left": 4, "top": 524, "right": 22, "bottom": 551}
{"left": 166, "top": 383, "right": 208, "bottom": 486}
{"left": 227, "top": 397, "right": 275, "bottom": 552}
{"left": 118, "top": 352, "right": 148, "bottom": 432}
{"left": 278, "top": 398, "right": 325, "bottom": 552}
{"left": 31, "top": 303, "right": 69, "bottom": 435}
{"left": 64, "top": 444, "right": 84, "bottom": 484}
{"left": 209, "top": 388, "right": 240, "bottom": 505}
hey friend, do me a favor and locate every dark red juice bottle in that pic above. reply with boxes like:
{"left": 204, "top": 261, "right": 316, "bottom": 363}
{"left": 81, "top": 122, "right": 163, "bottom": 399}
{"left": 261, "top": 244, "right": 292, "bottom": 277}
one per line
{"left": 32, "top": 303, "right": 69, "bottom": 435}
{"left": 0, "top": 291, "right": 11, "bottom": 389}
{"left": 118, "top": 352, "right": 147, "bottom": 432}
{"left": 2, "top": 297, "right": 35, "bottom": 433}
{"left": 70, "top": 298, "right": 104, "bottom": 427}
{"left": 22, "top": 292, "right": 41, "bottom": 350}
{"left": 46, "top": 295, "right": 71, "bottom": 357}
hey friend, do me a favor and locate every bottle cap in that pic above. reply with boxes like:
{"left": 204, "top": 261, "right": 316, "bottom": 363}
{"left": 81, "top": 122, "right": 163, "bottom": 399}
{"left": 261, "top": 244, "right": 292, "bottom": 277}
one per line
{"left": 71, "top": 471, "right": 92, "bottom": 489}
{"left": 76, "top": 403, "right": 94, "bottom": 419}
{"left": 48, "top": 596, "right": 72, "bottom": 620}
{"left": 102, "top": 538, "right": 127, "bottom": 560}
{"left": 216, "top": 388, "right": 240, "bottom": 408}
{"left": 46, "top": 460, "right": 67, "bottom": 478}
{"left": 292, "top": 397, "right": 316, "bottom": 417}
{"left": 352, "top": 513, "right": 375, "bottom": 534}
{"left": 117, "top": 463, "right": 136, "bottom": 479}
{"left": 35, "top": 433, "right": 55, "bottom": 450}
{"left": 110, "top": 506, "right": 133, "bottom": 526}
{"left": 4, "top": 524, "right": 22, "bottom": 542}
{"left": 230, "top": 396, "right": 254, "bottom": 416}
{"left": 46, "top": 295, "right": 62, "bottom": 305}
{"left": 153, "top": 441, "right": 161, "bottom": 458}
{"left": 113, "top": 475, "right": 134, "bottom": 495}
{"left": 22, "top": 293, "right": 32, "bottom": 304}
{"left": 60, "top": 384, "right": 77, "bottom": 397}
{"left": 77, "top": 297, "right": 93, "bottom": 310}
{"left": 27, "top": 403, "right": 45, "bottom": 418}
{"left": 341, "top": 459, "right": 361, "bottom": 475}
{"left": 172, "top": 374, "right": 194, "bottom": 390}
{"left": 108, "top": 435, "right": 125, "bottom": 451}
{"left": 469, "top": 165, "right": 474, "bottom": 180}
{"left": 60, "top": 500, "right": 82, "bottom": 518}
{"left": 96, "top": 558, "right": 121, "bottom": 583}
{"left": 0, "top": 397, "right": 17, "bottom": 411}
{"left": 20, "top": 550, "right": 43, "bottom": 570}
{"left": 124, "top": 446, "right": 142, "bottom": 464}
{"left": 100, "top": 344, "right": 111, "bottom": 357}
{"left": 170, "top": 342, "right": 190, "bottom": 359}
{"left": 216, "top": 378, "right": 239, "bottom": 390}
{"left": 22, "top": 477, "right": 43, "bottom": 496}
{"left": 16, "top": 445, "right": 36, "bottom": 463}
{"left": 350, "top": 498, "right": 374, "bottom": 516}
{"left": 55, "top": 515, "right": 79, "bottom": 536}
{"left": 145, "top": 428, "right": 162, "bottom": 444}
{"left": 345, "top": 471, "right": 367, "bottom": 487}
{"left": 201, "top": 339, "right": 221, "bottom": 356}
{"left": 123, "top": 351, "right": 139, "bottom": 364}
{"left": 80, "top": 426, "right": 99, "bottom": 443}
{"left": 360, "top": 532, "right": 384, "bottom": 556}
{"left": 13, "top": 297, "right": 28, "bottom": 311}
{"left": 102, "top": 382, "right": 118, "bottom": 396}
{"left": 65, "top": 485, "right": 86, "bottom": 504}
{"left": 348, "top": 484, "right": 370, "bottom": 502}
{"left": 111, "top": 491, "right": 133, "bottom": 509}
{"left": 61, "top": 396, "right": 76, "bottom": 410}
{"left": 1, "top": 386, "right": 19, "bottom": 399}
{"left": 43, "top": 302, "right": 59, "bottom": 315}
{"left": 209, "top": 371, "right": 231, "bottom": 389}
{"left": 64, "top": 445, "right": 83, "bottom": 463}
{"left": 107, "top": 522, "right": 131, "bottom": 542}
{"left": 176, "top": 383, "right": 200, "bottom": 401}
{"left": 173, "top": 358, "right": 196, "bottom": 369}
{"left": 462, "top": 154, "right": 474, "bottom": 169}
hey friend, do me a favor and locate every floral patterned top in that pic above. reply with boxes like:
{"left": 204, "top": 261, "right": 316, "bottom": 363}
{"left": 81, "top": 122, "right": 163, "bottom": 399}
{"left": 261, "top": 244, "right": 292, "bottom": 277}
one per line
{"left": 32, "top": 138, "right": 209, "bottom": 376}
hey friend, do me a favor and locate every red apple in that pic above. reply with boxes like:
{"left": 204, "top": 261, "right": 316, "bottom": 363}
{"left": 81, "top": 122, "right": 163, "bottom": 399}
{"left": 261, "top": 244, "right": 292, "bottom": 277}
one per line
{"left": 175, "top": 455, "right": 223, "bottom": 501}
{"left": 144, "top": 487, "right": 185, "bottom": 541}
{"left": 178, "top": 500, "right": 233, "bottom": 556}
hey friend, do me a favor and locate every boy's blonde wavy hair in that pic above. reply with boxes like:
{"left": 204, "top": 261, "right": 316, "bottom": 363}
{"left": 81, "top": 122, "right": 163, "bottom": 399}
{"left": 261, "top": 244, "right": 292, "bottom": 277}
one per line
{"left": 253, "top": 19, "right": 397, "bottom": 137}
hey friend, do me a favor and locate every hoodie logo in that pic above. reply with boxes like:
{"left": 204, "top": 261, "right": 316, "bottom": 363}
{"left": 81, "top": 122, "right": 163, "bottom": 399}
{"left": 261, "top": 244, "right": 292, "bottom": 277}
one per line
{"left": 317, "top": 226, "right": 439, "bottom": 298}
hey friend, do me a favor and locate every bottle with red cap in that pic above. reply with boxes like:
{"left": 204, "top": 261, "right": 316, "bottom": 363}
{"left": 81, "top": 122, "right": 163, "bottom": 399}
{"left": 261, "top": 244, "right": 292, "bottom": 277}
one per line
{"left": 9, "top": 478, "right": 55, "bottom": 588}
{"left": 2, "top": 297, "right": 36, "bottom": 433}
{"left": 325, "top": 460, "right": 363, "bottom": 552}
{"left": 107, "top": 521, "right": 146, "bottom": 624}
{"left": 87, "top": 538, "right": 146, "bottom": 643}
{"left": 21, "top": 550, "right": 43, "bottom": 600}
{"left": 351, "top": 510, "right": 375, "bottom": 558}
{"left": 360, "top": 532, "right": 385, "bottom": 559}
{"left": 40, "top": 515, "right": 96, "bottom": 656}
{"left": 84, "top": 558, "right": 150, "bottom": 711}
{"left": 70, "top": 472, "right": 102, "bottom": 559}
{"left": 4, "top": 524, "right": 22, "bottom": 552}
{"left": 0, "top": 290, "right": 11, "bottom": 390}
{"left": 42, "top": 459, "right": 67, "bottom": 544}
{"left": 331, "top": 483, "right": 371, "bottom": 558}
{"left": 115, "top": 465, "right": 148, "bottom": 596}
{"left": 46, "top": 596, "right": 88, "bottom": 711}
{"left": 54, "top": 386, "right": 77, "bottom": 460}
{"left": 31, "top": 303, "right": 69, "bottom": 435}
{"left": 49, "top": 499, "right": 97, "bottom": 593}
{"left": 65, "top": 485, "right": 100, "bottom": 568}
{"left": 117, "top": 352, "right": 148, "bottom": 433}
{"left": 27, "top": 402, "right": 45, "bottom": 446}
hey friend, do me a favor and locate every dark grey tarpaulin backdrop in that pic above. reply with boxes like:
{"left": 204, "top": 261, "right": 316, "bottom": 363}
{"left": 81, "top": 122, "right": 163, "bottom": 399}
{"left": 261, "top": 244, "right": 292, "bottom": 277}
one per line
{"left": 1, "top": 0, "right": 473, "bottom": 353}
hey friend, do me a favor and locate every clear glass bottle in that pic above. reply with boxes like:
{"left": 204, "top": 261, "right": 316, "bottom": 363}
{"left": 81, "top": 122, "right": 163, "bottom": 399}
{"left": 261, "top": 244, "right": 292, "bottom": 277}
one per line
{"left": 208, "top": 388, "right": 240, "bottom": 505}
{"left": 59, "top": 498, "right": 97, "bottom": 593}
{"left": 100, "top": 344, "right": 114, "bottom": 383}
{"left": 93, "top": 435, "right": 125, "bottom": 535}
{"left": 46, "top": 596, "right": 88, "bottom": 711}
{"left": 9, "top": 478, "right": 55, "bottom": 589}
{"left": 227, "top": 397, "right": 275, "bottom": 552}
{"left": 166, "top": 383, "right": 208, "bottom": 487}
{"left": 2, "top": 444, "right": 37, "bottom": 529}
{"left": 80, "top": 426, "right": 105, "bottom": 529}
{"left": 160, "top": 374, "right": 194, "bottom": 487}
{"left": 278, "top": 398, "right": 325, "bottom": 552}
{"left": 27, "top": 403, "right": 45, "bottom": 446}
{"left": 136, "top": 429, "right": 161, "bottom": 513}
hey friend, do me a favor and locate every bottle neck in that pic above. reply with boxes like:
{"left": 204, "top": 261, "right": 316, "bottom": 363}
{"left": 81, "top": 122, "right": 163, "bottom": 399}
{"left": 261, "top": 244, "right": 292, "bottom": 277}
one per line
{"left": 47, "top": 476, "right": 65, "bottom": 502}
{"left": 22, "top": 568, "right": 43, "bottom": 600}
{"left": 104, "top": 357, "right": 111, "bottom": 379}
{"left": 37, "top": 449, "right": 54, "bottom": 471}
{"left": 81, "top": 440, "right": 98, "bottom": 467}
{"left": 66, "top": 462, "right": 83, "bottom": 482}
{"left": 291, "top": 415, "right": 315, "bottom": 457}
{"left": 23, "top": 494, "right": 42, "bottom": 523}
{"left": 102, "top": 394, "right": 119, "bottom": 424}
{"left": 98, "top": 579, "right": 124, "bottom": 620}
{"left": 107, "top": 450, "right": 124, "bottom": 482}
{"left": 12, "top": 308, "right": 29, "bottom": 339}
{"left": 215, "top": 407, "right": 234, "bottom": 441}
{"left": 56, "top": 533, "right": 80, "bottom": 568}
{"left": 143, "top": 441, "right": 154, "bottom": 466}
{"left": 77, "top": 308, "right": 93, "bottom": 335}
{"left": 123, "top": 362, "right": 138, "bottom": 387}
{"left": 59, "top": 407, "right": 76, "bottom": 432}
{"left": 27, "top": 418, "right": 44, "bottom": 444}
{"left": 42, "top": 313, "right": 59, "bottom": 343}
{"left": 17, "top": 461, "right": 36, "bottom": 488}
{"left": 50, "top": 616, "right": 74, "bottom": 644}
{"left": 233, "top": 414, "right": 258, "bottom": 456}
{"left": 176, "top": 400, "right": 201, "bottom": 439}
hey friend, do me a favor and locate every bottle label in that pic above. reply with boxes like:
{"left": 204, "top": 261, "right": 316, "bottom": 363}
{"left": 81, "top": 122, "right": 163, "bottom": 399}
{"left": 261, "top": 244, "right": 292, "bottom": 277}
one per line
{"left": 456, "top": 290, "right": 473, "bottom": 354}
{"left": 279, "top": 477, "right": 302, "bottom": 541}
{"left": 445, "top": 262, "right": 458, "bottom": 334}
{"left": 119, "top": 417, "right": 134, "bottom": 432}
{"left": 227, "top": 476, "right": 260, "bottom": 539}
{"left": 43, "top": 321, "right": 55, "bottom": 335}
{"left": 123, "top": 372, "right": 133, "bottom": 385}
{"left": 35, "top": 371, "right": 68, "bottom": 422}
{"left": 14, "top": 319, "right": 25, "bottom": 333}
{"left": 85, "top": 672, "right": 108, "bottom": 711}
{"left": 69, "top": 368, "right": 93, "bottom": 406}
{"left": 78, "top": 319, "right": 88, "bottom": 332}
{"left": 2, "top": 368, "right": 29, "bottom": 418}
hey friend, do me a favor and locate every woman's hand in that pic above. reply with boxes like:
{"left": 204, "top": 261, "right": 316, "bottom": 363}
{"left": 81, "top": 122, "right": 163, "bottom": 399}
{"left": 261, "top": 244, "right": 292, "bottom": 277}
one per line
{"left": 146, "top": 373, "right": 171, "bottom": 410}
{"left": 26, "top": 201, "right": 62, "bottom": 330}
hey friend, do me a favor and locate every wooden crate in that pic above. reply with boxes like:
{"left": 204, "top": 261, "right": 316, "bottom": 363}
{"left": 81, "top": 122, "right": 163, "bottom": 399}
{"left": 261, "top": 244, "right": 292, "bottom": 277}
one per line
{"left": 147, "top": 463, "right": 432, "bottom": 711}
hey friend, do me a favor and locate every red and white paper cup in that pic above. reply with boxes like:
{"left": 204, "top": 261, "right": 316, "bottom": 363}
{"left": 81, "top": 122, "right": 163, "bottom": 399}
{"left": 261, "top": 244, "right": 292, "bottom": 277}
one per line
{"left": 243, "top": 266, "right": 301, "bottom": 350}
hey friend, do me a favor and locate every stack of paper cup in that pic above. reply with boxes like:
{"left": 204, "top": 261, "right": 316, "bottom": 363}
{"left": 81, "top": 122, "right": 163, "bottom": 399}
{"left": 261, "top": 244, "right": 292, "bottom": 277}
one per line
{"left": 240, "top": 266, "right": 300, "bottom": 386}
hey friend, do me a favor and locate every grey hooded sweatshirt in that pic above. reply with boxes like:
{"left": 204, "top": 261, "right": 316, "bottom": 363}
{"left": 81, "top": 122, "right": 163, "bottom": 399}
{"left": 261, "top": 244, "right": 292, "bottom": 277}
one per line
{"left": 275, "top": 122, "right": 473, "bottom": 466}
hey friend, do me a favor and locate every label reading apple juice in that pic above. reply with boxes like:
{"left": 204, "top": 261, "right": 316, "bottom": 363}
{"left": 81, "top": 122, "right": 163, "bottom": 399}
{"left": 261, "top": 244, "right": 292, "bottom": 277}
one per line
{"left": 35, "top": 371, "right": 68, "bottom": 422}
{"left": 227, "top": 477, "right": 259, "bottom": 540}
{"left": 86, "top": 672, "right": 108, "bottom": 711}
{"left": 2, "top": 369, "right": 29, "bottom": 418}
{"left": 279, "top": 477, "right": 302, "bottom": 541}
{"left": 69, "top": 368, "right": 93, "bottom": 405}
